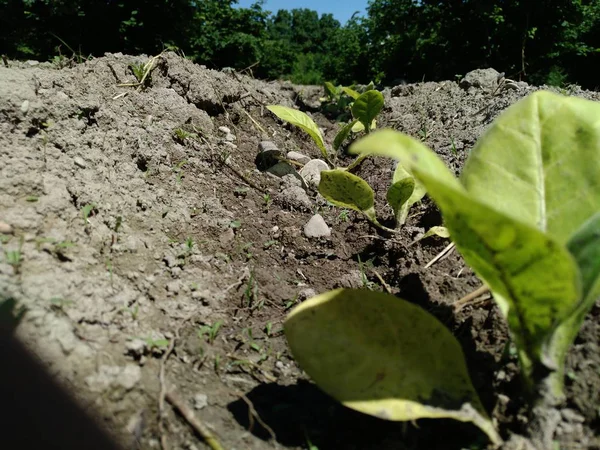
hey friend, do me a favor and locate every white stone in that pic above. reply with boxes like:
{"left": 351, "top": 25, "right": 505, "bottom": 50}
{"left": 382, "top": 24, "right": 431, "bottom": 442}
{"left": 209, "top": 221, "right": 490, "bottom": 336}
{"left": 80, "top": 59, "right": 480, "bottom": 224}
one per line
{"left": 303, "top": 214, "right": 331, "bottom": 238}
{"left": 218, "top": 126, "right": 231, "bottom": 134}
{"left": 299, "top": 159, "right": 329, "bottom": 187}
{"left": 286, "top": 151, "right": 311, "bottom": 164}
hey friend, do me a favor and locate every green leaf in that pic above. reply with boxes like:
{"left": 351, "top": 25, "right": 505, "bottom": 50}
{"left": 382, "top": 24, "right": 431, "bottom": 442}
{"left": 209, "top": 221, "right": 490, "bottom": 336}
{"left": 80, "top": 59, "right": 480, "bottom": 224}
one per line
{"left": 460, "top": 90, "right": 600, "bottom": 245}
{"left": 333, "top": 119, "right": 358, "bottom": 151}
{"left": 386, "top": 178, "right": 414, "bottom": 225}
{"left": 318, "top": 169, "right": 377, "bottom": 224}
{"left": 351, "top": 119, "right": 376, "bottom": 133}
{"left": 567, "top": 211, "right": 600, "bottom": 303}
{"left": 411, "top": 226, "right": 450, "bottom": 245}
{"left": 267, "top": 105, "right": 328, "bottom": 160}
{"left": 387, "top": 163, "right": 427, "bottom": 225}
{"left": 341, "top": 86, "right": 360, "bottom": 100}
{"left": 352, "top": 90, "right": 384, "bottom": 133}
{"left": 350, "top": 126, "right": 581, "bottom": 387}
{"left": 324, "top": 81, "right": 338, "bottom": 98}
{"left": 546, "top": 212, "right": 600, "bottom": 396}
{"left": 284, "top": 288, "right": 501, "bottom": 445}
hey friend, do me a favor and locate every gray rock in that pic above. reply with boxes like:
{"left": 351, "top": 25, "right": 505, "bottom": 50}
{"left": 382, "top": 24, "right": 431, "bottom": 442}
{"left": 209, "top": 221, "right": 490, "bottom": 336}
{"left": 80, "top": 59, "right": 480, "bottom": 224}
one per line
{"left": 218, "top": 126, "right": 231, "bottom": 134}
{"left": 298, "top": 288, "right": 316, "bottom": 301}
{"left": 74, "top": 156, "right": 87, "bottom": 168}
{"left": 259, "top": 141, "right": 279, "bottom": 153}
{"left": 266, "top": 161, "right": 296, "bottom": 178}
{"left": 85, "top": 364, "right": 141, "bottom": 392}
{"left": 256, "top": 141, "right": 283, "bottom": 171}
{"left": 224, "top": 132, "right": 236, "bottom": 142}
{"left": 0, "top": 222, "right": 13, "bottom": 234}
{"left": 303, "top": 214, "right": 331, "bottom": 238}
{"left": 20, "top": 100, "right": 29, "bottom": 114}
{"left": 299, "top": 159, "right": 329, "bottom": 188}
{"left": 286, "top": 151, "right": 311, "bottom": 164}
{"left": 275, "top": 186, "right": 312, "bottom": 211}
{"left": 126, "top": 338, "right": 147, "bottom": 358}
{"left": 193, "top": 393, "right": 208, "bottom": 410}
{"left": 460, "top": 68, "right": 501, "bottom": 92}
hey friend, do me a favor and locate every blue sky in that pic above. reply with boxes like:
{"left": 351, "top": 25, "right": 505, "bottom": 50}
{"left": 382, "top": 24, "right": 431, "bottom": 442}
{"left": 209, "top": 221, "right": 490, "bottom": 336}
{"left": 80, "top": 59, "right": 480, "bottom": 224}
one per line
{"left": 235, "top": 0, "right": 366, "bottom": 25}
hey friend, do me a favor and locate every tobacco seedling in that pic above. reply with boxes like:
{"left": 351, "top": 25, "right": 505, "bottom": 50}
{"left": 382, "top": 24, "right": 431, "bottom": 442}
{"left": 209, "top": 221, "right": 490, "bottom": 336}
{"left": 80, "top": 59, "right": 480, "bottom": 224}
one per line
{"left": 268, "top": 90, "right": 423, "bottom": 230}
{"left": 284, "top": 91, "right": 600, "bottom": 447}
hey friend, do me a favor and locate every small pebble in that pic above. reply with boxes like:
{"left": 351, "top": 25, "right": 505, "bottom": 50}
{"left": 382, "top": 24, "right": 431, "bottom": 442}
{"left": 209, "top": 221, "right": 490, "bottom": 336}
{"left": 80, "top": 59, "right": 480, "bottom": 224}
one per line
{"left": 193, "top": 393, "right": 208, "bottom": 410}
{"left": 74, "top": 156, "right": 87, "bottom": 168}
{"left": 286, "top": 151, "right": 311, "bottom": 164}
{"left": 0, "top": 222, "right": 13, "bottom": 234}
{"left": 299, "top": 159, "right": 329, "bottom": 187}
{"left": 218, "top": 126, "right": 231, "bottom": 134}
{"left": 303, "top": 214, "right": 331, "bottom": 238}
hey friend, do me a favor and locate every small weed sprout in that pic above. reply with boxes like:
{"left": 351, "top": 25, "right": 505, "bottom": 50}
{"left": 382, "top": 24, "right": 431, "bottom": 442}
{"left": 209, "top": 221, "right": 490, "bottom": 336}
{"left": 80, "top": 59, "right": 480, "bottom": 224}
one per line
{"left": 81, "top": 203, "right": 96, "bottom": 224}
{"left": 198, "top": 321, "right": 223, "bottom": 344}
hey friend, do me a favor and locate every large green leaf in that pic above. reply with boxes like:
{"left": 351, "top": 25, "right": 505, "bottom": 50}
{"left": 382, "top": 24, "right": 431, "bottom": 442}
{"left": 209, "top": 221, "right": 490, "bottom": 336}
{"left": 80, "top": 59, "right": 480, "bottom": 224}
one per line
{"left": 284, "top": 288, "right": 501, "bottom": 445}
{"left": 267, "top": 105, "right": 328, "bottom": 160}
{"left": 460, "top": 90, "right": 600, "bottom": 245}
{"left": 318, "top": 169, "right": 377, "bottom": 224}
{"left": 333, "top": 119, "right": 358, "bottom": 151}
{"left": 350, "top": 127, "right": 581, "bottom": 385}
{"left": 352, "top": 90, "right": 384, "bottom": 133}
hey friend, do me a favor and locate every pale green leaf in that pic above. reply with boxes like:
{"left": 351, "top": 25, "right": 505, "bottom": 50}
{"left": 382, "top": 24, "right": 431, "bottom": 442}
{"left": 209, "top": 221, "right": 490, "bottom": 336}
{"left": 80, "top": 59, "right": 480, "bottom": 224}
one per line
{"left": 352, "top": 90, "right": 384, "bottom": 133}
{"left": 324, "top": 81, "right": 338, "bottom": 98}
{"left": 333, "top": 119, "right": 358, "bottom": 151}
{"left": 285, "top": 288, "right": 501, "bottom": 445}
{"left": 350, "top": 126, "right": 581, "bottom": 387}
{"left": 318, "top": 169, "right": 377, "bottom": 223}
{"left": 267, "top": 105, "right": 328, "bottom": 159}
{"left": 461, "top": 90, "right": 600, "bottom": 245}
{"left": 351, "top": 119, "right": 376, "bottom": 133}
{"left": 388, "top": 163, "right": 427, "bottom": 225}
{"left": 386, "top": 178, "right": 414, "bottom": 225}
{"left": 411, "top": 226, "right": 451, "bottom": 245}
{"left": 341, "top": 86, "right": 360, "bottom": 100}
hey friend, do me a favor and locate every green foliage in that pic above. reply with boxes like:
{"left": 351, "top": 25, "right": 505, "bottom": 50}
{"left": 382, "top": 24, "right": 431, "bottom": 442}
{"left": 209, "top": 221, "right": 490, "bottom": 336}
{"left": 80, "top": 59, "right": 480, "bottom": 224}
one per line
{"left": 3, "top": 1, "right": 599, "bottom": 88}
{"left": 266, "top": 105, "right": 328, "bottom": 160}
{"left": 284, "top": 288, "right": 501, "bottom": 444}
{"left": 351, "top": 90, "right": 600, "bottom": 401}
{"left": 268, "top": 90, "right": 419, "bottom": 230}
{"left": 318, "top": 169, "right": 378, "bottom": 225}
{"left": 284, "top": 90, "right": 600, "bottom": 445}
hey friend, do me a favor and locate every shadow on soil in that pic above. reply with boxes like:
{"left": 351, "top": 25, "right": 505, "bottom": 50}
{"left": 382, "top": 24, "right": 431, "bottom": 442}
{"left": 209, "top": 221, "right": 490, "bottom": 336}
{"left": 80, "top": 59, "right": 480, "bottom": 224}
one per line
{"left": 227, "top": 380, "right": 489, "bottom": 449}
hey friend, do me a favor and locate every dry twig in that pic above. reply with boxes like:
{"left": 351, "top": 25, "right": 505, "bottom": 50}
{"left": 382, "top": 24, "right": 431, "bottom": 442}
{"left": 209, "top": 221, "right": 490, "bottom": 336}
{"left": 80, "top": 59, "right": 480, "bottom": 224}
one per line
{"left": 165, "top": 391, "right": 225, "bottom": 450}
{"left": 453, "top": 285, "right": 491, "bottom": 312}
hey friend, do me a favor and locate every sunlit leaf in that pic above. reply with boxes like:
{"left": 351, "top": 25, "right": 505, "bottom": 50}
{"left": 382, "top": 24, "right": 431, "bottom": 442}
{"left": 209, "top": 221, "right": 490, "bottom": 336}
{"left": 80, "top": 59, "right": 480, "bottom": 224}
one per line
{"left": 285, "top": 288, "right": 501, "bottom": 445}
{"left": 267, "top": 105, "right": 328, "bottom": 159}
{"left": 318, "top": 169, "right": 377, "bottom": 224}
{"left": 352, "top": 90, "right": 384, "bottom": 133}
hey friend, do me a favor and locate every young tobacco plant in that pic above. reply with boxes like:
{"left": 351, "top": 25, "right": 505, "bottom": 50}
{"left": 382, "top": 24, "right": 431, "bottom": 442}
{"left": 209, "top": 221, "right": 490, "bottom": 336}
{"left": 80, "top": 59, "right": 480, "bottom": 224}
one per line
{"left": 284, "top": 90, "right": 600, "bottom": 447}
{"left": 267, "top": 90, "right": 424, "bottom": 230}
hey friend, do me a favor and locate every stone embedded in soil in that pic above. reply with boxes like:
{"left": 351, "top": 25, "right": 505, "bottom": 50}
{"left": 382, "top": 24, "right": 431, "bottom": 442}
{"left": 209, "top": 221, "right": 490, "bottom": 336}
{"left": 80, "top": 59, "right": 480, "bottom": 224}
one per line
{"left": 193, "top": 393, "right": 208, "bottom": 410}
{"left": 303, "top": 214, "right": 331, "bottom": 238}
{"left": 256, "top": 140, "right": 283, "bottom": 170}
{"left": 267, "top": 161, "right": 297, "bottom": 178}
{"left": 219, "top": 228, "right": 235, "bottom": 244}
{"left": 125, "top": 338, "right": 147, "bottom": 358}
{"left": 0, "top": 222, "right": 13, "bottom": 234}
{"left": 460, "top": 68, "right": 501, "bottom": 92}
{"left": 218, "top": 126, "right": 231, "bottom": 134}
{"left": 85, "top": 364, "right": 142, "bottom": 393}
{"left": 74, "top": 156, "right": 87, "bottom": 168}
{"left": 299, "top": 159, "right": 329, "bottom": 188}
{"left": 298, "top": 288, "right": 316, "bottom": 301}
{"left": 224, "top": 132, "right": 236, "bottom": 142}
{"left": 276, "top": 186, "right": 312, "bottom": 211}
{"left": 286, "top": 151, "right": 311, "bottom": 164}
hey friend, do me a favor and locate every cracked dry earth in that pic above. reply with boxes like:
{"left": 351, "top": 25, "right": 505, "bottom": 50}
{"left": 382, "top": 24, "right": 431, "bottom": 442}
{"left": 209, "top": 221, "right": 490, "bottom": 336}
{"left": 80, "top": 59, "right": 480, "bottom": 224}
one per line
{"left": 1, "top": 52, "right": 599, "bottom": 450}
